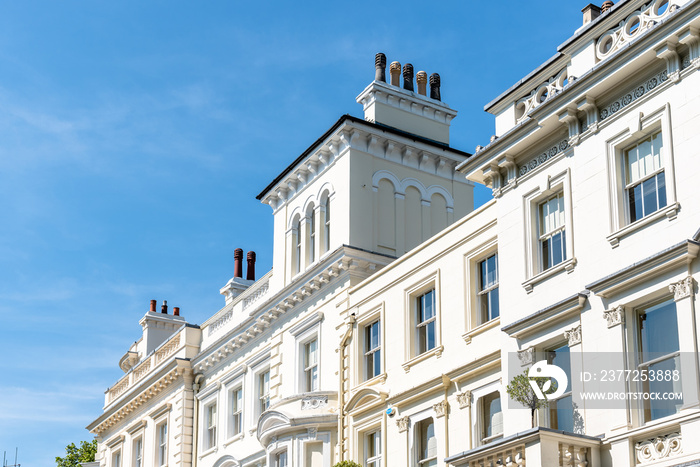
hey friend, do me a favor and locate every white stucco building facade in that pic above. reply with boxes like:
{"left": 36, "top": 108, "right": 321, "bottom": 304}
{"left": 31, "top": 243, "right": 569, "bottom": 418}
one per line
{"left": 88, "top": 0, "right": 700, "bottom": 465}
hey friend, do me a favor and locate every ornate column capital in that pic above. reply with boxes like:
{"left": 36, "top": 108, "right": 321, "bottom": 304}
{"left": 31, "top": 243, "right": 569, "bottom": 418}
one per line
{"left": 669, "top": 276, "right": 694, "bottom": 301}
{"left": 517, "top": 346, "right": 535, "bottom": 366}
{"left": 604, "top": 306, "right": 625, "bottom": 328}
{"left": 396, "top": 416, "right": 409, "bottom": 433}
{"left": 433, "top": 400, "right": 449, "bottom": 418}
{"left": 456, "top": 391, "right": 471, "bottom": 409}
{"left": 565, "top": 324, "right": 582, "bottom": 347}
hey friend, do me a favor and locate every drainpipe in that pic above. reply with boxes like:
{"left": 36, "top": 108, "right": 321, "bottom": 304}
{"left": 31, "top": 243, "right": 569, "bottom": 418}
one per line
{"left": 442, "top": 374, "right": 450, "bottom": 459}
{"left": 192, "top": 374, "right": 204, "bottom": 467}
{"left": 337, "top": 314, "right": 356, "bottom": 462}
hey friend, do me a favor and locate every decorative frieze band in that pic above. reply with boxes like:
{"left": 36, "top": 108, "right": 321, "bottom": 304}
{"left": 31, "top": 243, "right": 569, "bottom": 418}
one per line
{"left": 604, "top": 306, "right": 625, "bottom": 328}
{"left": 301, "top": 395, "right": 328, "bottom": 410}
{"left": 599, "top": 70, "right": 668, "bottom": 121}
{"left": 565, "top": 325, "right": 582, "bottom": 347}
{"left": 669, "top": 276, "right": 694, "bottom": 301}
{"left": 518, "top": 139, "right": 570, "bottom": 177}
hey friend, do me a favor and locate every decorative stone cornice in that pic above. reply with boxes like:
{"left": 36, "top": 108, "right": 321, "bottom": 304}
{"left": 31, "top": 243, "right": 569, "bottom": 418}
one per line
{"left": 565, "top": 325, "right": 582, "bottom": 347}
{"left": 669, "top": 276, "right": 694, "bottom": 301}
{"left": 396, "top": 416, "right": 409, "bottom": 433}
{"left": 197, "top": 247, "right": 392, "bottom": 372}
{"left": 456, "top": 391, "right": 471, "bottom": 409}
{"left": 604, "top": 306, "right": 625, "bottom": 328}
{"left": 90, "top": 363, "right": 190, "bottom": 436}
{"left": 517, "top": 347, "right": 535, "bottom": 366}
{"left": 635, "top": 432, "right": 682, "bottom": 463}
{"left": 433, "top": 400, "right": 449, "bottom": 418}
{"left": 260, "top": 116, "right": 469, "bottom": 213}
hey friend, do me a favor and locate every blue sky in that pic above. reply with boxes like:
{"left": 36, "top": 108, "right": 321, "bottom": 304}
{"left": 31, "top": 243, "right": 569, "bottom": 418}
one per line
{"left": 0, "top": 1, "right": 584, "bottom": 464}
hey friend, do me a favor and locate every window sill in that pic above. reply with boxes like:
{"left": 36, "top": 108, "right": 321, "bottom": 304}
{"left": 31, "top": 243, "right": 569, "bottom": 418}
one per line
{"left": 522, "top": 257, "right": 577, "bottom": 293}
{"left": 223, "top": 433, "right": 244, "bottom": 447}
{"left": 358, "top": 372, "right": 387, "bottom": 388}
{"left": 198, "top": 446, "right": 217, "bottom": 460}
{"left": 401, "top": 345, "right": 444, "bottom": 373}
{"left": 463, "top": 317, "right": 501, "bottom": 344}
{"left": 607, "top": 202, "right": 680, "bottom": 248}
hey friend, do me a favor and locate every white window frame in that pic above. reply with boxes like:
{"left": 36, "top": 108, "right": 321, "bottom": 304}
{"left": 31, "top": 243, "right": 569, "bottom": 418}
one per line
{"left": 229, "top": 385, "right": 243, "bottom": 439}
{"left": 480, "top": 391, "right": 503, "bottom": 445}
{"left": 294, "top": 217, "right": 302, "bottom": 274}
{"left": 290, "top": 312, "right": 323, "bottom": 393}
{"left": 364, "top": 319, "right": 382, "bottom": 381}
{"left": 470, "top": 381, "right": 503, "bottom": 448}
{"left": 365, "top": 428, "right": 382, "bottom": 467}
{"left": 403, "top": 272, "right": 443, "bottom": 372}
{"left": 538, "top": 193, "right": 567, "bottom": 272}
{"left": 605, "top": 104, "right": 678, "bottom": 247}
{"left": 156, "top": 420, "right": 168, "bottom": 467}
{"left": 308, "top": 205, "right": 316, "bottom": 265}
{"left": 414, "top": 417, "right": 437, "bottom": 467}
{"left": 257, "top": 369, "right": 271, "bottom": 416}
{"left": 323, "top": 195, "right": 331, "bottom": 254}
{"left": 544, "top": 342, "right": 573, "bottom": 432}
{"left": 634, "top": 297, "right": 683, "bottom": 423}
{"left": 112, "top": 449, "right": 122, "bottom": 467}
{"left": 303, "top": 337, "right": 319, "bottom": 392}
{"left": 477, "top": 252, "right": 499, "bottom": 325}
{"left": 203, "top": 400, "right": 218, "bottom": 451}
{"left": 522, "top": 169, "right": 576, "bottom": 293}
{"left": 132, "top": 436, "right": 143, "bottom": 467}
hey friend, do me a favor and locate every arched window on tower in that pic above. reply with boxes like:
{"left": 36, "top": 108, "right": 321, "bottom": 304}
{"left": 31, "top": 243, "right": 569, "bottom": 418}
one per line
{"left": 294, "top": 217, "right": 302, "bottom": 275}
{"left": 324, "top": 196, "right": 331, "bottom": 253}
{"left": 308, "top": 204, "right": 316, "bottom": 264}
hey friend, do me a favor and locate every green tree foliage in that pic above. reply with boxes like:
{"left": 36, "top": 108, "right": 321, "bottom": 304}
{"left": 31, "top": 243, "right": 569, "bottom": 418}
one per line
{"left": 505, "top": 368, "right": 557, "bottom": 428}
{"left": 332, "top": 461, "right": 362, "bottom": 467}
{"left": 56, "top": 440, "right": 97, "bottom": 467}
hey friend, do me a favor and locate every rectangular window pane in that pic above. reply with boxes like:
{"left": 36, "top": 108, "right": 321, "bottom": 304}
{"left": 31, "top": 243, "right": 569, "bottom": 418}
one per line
{"left": 657, "top": 172, "right": 667, "bottom": 209}
{"left": 489, "top": 289, "right": 499, "bottom": 320}
{"left": 642, "top": 176, "right": 658, "bottom": 215}
{"left": 638, "top": 299, "right": 682, "bottom": 422}
{"left": 551, "top": 231, "right": 563, "bottom": 267}
{"left": 482, "top": 393, "right": 503, "bottom": 441}
{"left": 542, "top": 236, "right": 551, "bottom": 270}
{"left": 419, "top": 419, "right": 437, "bottom": 464}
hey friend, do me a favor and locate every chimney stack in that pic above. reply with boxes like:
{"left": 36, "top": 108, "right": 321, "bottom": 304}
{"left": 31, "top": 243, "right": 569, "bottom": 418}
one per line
{"left": 430, "top": 73, "right": 441, "bottom": 101}
{"left": 173, "top": 307, "right": 180, "bottom": 316}
{"left": 389, "top": 61, "right": 401, "bottom": 86}
{"left": 601, "top": 1, "right": 614, "bottom": 13}
{"left": 161, "top": 300, "right": 168, "bottom": 314}
{"left": 150, "top": 299, "right": 157, "bottom": 312}
{"left": 416, "top": 71, "right": 428, "bottom": 95}
{"left": 375, "top": 53, "right": 386, "bottom": 82}
{"left": 234, "top": 248, "right": 243, "bottom": 278}
{"left": 247, "top": 251, "right": 256, "bottom": 281}
{"left": 582, "top": 3, "right": 601, "bottom": 24}
{"left": 403, "top": 64, "right": 414, "bottom": 91}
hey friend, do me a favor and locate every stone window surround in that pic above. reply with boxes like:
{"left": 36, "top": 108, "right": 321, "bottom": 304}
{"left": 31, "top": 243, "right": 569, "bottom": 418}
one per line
{"left": 463, "top": 237, "right": 500, "bottom": 344}
{"left": 604, "top": 103, "right": 679, "bottom": 248}
{"left": 402, "top": 270, "right": 443, "bottom": 373}
{"left": 522, "top": 168, "right": 577, "bottom": 293}
{"left": 354, "top": 303, "right": 386, "bottom": 387}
